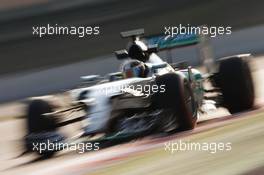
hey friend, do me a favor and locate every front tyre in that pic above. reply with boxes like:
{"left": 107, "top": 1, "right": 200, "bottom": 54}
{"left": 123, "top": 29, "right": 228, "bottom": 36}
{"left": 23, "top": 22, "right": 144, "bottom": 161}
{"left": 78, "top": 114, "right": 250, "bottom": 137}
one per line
{"left": 154, "top": 73, "right": 197, "bottom": 131}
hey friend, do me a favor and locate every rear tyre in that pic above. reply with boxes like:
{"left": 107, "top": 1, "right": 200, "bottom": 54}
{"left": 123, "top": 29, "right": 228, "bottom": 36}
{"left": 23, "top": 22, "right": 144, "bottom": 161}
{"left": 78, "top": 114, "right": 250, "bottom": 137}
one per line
{"left": 26, "top": 99, "right": 60, "bottom": 158}
{"left": 154, "top": 73, "right": 197, "bottom": 131}
{"left": 215, "top": 57, "right": 255, "bottom": 113}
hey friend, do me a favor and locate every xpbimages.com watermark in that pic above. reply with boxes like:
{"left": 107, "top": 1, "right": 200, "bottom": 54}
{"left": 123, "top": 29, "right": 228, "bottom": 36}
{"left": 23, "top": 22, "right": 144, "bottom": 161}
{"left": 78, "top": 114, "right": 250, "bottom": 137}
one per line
{"left": 32, "top": 140, "right": 100, "bottom": 154}
{"left": 32, "top": 24, "right": 100, "bottom": 38}
{"left": 164, "top": 140, "right": 232, "bottom": 154}
{"left": 164, "top": 24, "right": 232, "bottom": 38}
{"left": 95, "top": 84, "right": 166, "bottom": 97}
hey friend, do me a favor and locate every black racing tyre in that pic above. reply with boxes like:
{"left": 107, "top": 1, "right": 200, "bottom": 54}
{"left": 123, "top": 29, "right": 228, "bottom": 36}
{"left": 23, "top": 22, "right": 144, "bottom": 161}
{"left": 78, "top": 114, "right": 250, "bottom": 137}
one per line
{"left": 27, "top": 99, "right": 58, "bottom": 133}
{"left": 26, "top": 100, "right": 60, "bottom": 158}
{"left": 154, "top": 73, "right": 197, "bottom": 130}
{"left": 216, "top": 57, "right": 255, "bottom": 113}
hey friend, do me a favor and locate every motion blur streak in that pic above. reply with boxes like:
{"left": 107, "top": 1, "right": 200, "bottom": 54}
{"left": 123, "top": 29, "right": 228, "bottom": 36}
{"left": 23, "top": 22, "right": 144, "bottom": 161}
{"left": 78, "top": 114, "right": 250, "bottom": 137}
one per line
{"left": 0, "top": 55, "right": 264, "bottom": 174}
{"left": 0, "top": 1, "right": 264, "bottom": 175}
{"left": 0, "top": 0, "right": 264, "bottom": 75}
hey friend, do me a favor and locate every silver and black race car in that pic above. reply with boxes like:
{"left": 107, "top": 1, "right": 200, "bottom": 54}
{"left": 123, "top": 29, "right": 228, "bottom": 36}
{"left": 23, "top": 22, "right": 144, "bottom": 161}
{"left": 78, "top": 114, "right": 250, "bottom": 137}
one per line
{"left": 24, "top": 29, "right": 255, "bottom": 158}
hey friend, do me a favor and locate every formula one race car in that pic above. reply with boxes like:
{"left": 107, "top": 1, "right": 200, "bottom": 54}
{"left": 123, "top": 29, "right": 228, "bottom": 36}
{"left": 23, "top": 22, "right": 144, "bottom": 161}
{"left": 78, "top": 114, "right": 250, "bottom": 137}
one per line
{"left": 24, "top": 29, "right": 255, "bottom": 158}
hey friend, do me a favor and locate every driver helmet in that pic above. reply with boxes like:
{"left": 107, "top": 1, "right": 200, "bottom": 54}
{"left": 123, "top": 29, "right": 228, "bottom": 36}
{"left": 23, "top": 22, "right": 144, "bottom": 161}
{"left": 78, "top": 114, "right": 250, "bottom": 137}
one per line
{"left": 121, "top": 60, "right": 148, "bottom": 78}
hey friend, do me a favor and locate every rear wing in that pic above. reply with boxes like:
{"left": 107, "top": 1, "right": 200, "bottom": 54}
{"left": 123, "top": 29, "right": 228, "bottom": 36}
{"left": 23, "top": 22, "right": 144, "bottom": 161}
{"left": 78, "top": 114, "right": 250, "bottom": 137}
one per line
{"left": 120, "top": 29, "right": 144, "bottom": 39}
{"left": 144, "top": 33, "right": 199, "bottom": 50}
{"left": 143, "top": 27, "right": 215, "bottom": 73}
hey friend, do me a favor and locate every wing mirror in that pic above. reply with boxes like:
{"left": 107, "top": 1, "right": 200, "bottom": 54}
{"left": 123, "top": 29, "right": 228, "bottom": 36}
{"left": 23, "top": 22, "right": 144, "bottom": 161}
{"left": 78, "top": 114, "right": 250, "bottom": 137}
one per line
{"left": 170, "top": 61, "right": 189, "bottom": 70}
{"left": 108, "top": 72, "right": 123, "bottom": 81}
{"left": 146, "top": 62, "right": 167, "bottom": 73}
{"left": 80, "top": 75, "right": 100, "bottom": 83}
{"left": 115, "top": 50, "right": 129, "bottom": 60}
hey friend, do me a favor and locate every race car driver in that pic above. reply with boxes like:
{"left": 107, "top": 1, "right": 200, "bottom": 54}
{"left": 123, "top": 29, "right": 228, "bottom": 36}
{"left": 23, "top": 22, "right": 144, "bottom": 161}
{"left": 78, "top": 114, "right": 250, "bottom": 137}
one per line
{"left": 121, "top": 60, "right": 149, "bottom": 78}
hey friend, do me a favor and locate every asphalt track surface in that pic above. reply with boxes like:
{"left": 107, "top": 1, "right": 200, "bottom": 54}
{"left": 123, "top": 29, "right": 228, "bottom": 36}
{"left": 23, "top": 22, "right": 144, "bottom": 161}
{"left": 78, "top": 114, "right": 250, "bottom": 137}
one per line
{"left": 1, "top": 105, "right": 264, "bottom": 175}
{"left": 0, "top": 56, "right": 263, "bottom": 175}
